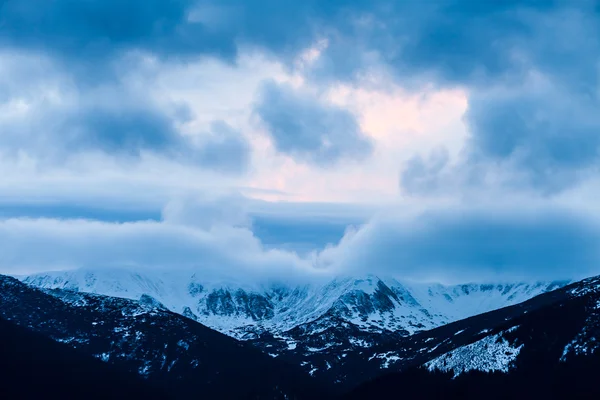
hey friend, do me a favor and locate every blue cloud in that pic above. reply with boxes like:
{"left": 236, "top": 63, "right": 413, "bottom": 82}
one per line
{"left": 4, "top": 0, "right": 600, "bottom": 283}
{"left": 64, "top": 107, "right": 181, "bottom": 156}
{"left": 0, "top": 203, "right": 161, "bottom": 223}
{"left": 0, "top": 0, "right": 355, "bottom": 67}
{"left": 465, "top": 88, "right": 600, "bottom": 192}
{"left": 3, "top": 1, "right": 594, "bottom": 87}
{"left": 400, "top": 147, "right": 450, "bottom": 196}
{"left": 308, "top": 1, "right": 591, "bottom": 85}
{"left": 319, "top": 205, "right": 600, "bottom": 282}
{"left": 0, "top": 96, "right": 250, "bottom": 173}
{"left": 191, "top": 121, "right": 251, "bottom": 174}
{"left": 0, "top": 0, "right": 235, "bottom": 60}
{"left": 255, "top": 80, "right": 372, "bottom": 165}
{"left": 252, "top": 215, "right": 364, "bottom": 256}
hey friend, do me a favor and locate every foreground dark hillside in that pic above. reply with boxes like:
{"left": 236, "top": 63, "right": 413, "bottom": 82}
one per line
{"left": 0, "top": 275, "right": 325, "bottom": 400}
{"left": 344, "top": 276, "right": 600, "bottom": 399}
{"left": 345, "top": 354, "right": 600, "bottom": 400}
{"left": 6, "top": 270, "right": 600, "bottom": 399}
{"left": 0, "top": 317, "right": 168, "bottom": 399}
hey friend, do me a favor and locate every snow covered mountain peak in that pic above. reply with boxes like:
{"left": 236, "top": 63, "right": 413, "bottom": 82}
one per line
{"left": 21, "top": 268, "right": 568, "bottom": 343}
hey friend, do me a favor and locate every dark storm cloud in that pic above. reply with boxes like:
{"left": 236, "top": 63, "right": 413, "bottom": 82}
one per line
{"left": 0, "top": 0, "right": 371, "bottom": 64}
{"left": 0, "top": 0, "right": 234, "bottom": 60}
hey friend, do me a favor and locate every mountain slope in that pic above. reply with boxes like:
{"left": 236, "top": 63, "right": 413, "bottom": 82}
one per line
{"left": 0, "top": 317, "right": 168, "bottom": 400}
{"left": 343, "top": 274, "right": 600, "bottom": 399}
{"left": 0, "top": 274, "right": 325, "bottom": 400}
{"left": 21, "top": 269, "right": 567, "bottom": 381}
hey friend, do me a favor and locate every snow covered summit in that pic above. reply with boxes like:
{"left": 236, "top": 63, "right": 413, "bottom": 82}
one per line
{"left": 21, "top": 268, "right": 567, "bottom": 341}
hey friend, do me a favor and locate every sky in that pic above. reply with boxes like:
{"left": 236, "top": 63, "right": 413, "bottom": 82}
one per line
{"left": 1, "top": 0, "right": 600, "bottom": 283}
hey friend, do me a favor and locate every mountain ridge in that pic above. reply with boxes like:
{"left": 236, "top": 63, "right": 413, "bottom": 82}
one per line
{"left": 344, "top": 274, "right": 600, "bottom": 399}
{"left": 21, "top": 268, "right": 568, "bottom": 338}
{"left": 20, "top": 268, "right": 568, "bottom": 380}
{"left": 0, "top": 274, "right": 326, "bottom": 399}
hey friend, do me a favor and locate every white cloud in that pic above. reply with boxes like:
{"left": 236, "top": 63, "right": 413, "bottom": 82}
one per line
{"left": 3, "top": 191, "right": 600, "bottom": 284}
{"left": 0, "top": 216, "right": 318, "bottom": 282}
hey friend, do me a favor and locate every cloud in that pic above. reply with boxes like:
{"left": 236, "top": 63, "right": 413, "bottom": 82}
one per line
{"left": 255, "top": 80, "right": 372, "bottom": 165}
{"left": 0, "top": 52, "right": 250, "bottom": 172}
{"left": 0, "top": 216, "right": 317, "bottom": 282}
{"left": 0, "top": 0, "right": 234, "bottom": 61}
{"left": 1, "top": 101, "right": 250, "bottom": 172}
{"left": 306, "top": 1, "right": 598, "bottom": 86}
{"left": 3, "top": 1, "right": 595, "bottom": 88}
{"left": 3, "top": 0, "right": 600, "bottom": 285}
{"left": 3, "top": 199, "right": 600, "bottom": 284}
{"left": 464, "top": 83, "right": 600, "bottom": 193}
{"left": 315, "top": 202, "right": 600, "bottom": 283}
{"left": 0, "top": 0, "right": 369, "bottom": 68}
{"left": 400, "top": 77, "right": 600, "bottom": 196}
{"left": 400, "top": 147, "right": 450, "bottom": 196}
{"left": 162, "top": 193, "right": 252, "bottom": 230}
{"left": 190, "top": 121, "right": 251, "bottom": 174}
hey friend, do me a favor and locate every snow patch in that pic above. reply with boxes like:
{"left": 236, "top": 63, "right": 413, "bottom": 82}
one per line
{"left": 426, "top": 330, "right": 523, "bottom": 377}
{"left": 369, "top": 351, "right": 402, "bottom": 369}
{"left": 348, "top": 337, "right": 372, "bottom": 348}
{"left": 177, "top": 340, "right": 190, "bottom": 350}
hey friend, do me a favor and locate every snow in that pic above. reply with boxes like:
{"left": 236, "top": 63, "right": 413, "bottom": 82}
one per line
{"left": 138, "top": 361, "right": 152, "bottom": 377}
{"left": 20, "top": 268, "right": 565, "bottom": 345}
{"left": 560, "top": 299, "right": 600, "bottom": 361}
{"left": 286, "top": 341, "right": 297, "bottom": 350}
{"left": 177, "top": 340, "right": 190, "bottom": 350}
{"left": 348, "top": 337, "right": 371, "bottom": 348}
{"left": 306, "top": 344, "right": 333, "bottom": 352}
{"left": 426, "top": 328, "right": 523, "bottom": 377}
{"left": 569, "top": 277, "right": 600, "bottom": 297}
{"left": 369, "top": 351, "right": 402, "bottom": 368}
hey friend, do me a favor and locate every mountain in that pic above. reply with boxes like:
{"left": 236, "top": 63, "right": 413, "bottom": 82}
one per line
{"left": 9, "top": 267, "right": 600, "bottom": 399}
{"left": 343, "top": 274, "right": 600, "bottom": 399}
{"left": 21, "top": 268, "right": 568, "bottom": 380}
{"left": 0, "top": 316, "right": 168, "bottom": 400}
{"left": 0, "top": 274, "right": 325, "bottom": 399}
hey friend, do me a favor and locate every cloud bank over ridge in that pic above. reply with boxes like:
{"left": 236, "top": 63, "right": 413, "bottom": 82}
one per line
{"left": 1, "top": 0, "right": 600, "bottom": 282}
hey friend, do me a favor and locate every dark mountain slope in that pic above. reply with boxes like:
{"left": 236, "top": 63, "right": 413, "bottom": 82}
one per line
{"left": 343, "top": 275, "right": 600, "bottom": 399}
{"left": 0, "top": 275, "right": 326, "bottom": 399}
{"left": 296, "top": 276, "right": 574, "bottom": 389}
{"left": 0, "top": 317, "right": 168, "bottom": 400}
{"left": 345, "top": 354, "right": 600, "bottom": 400}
